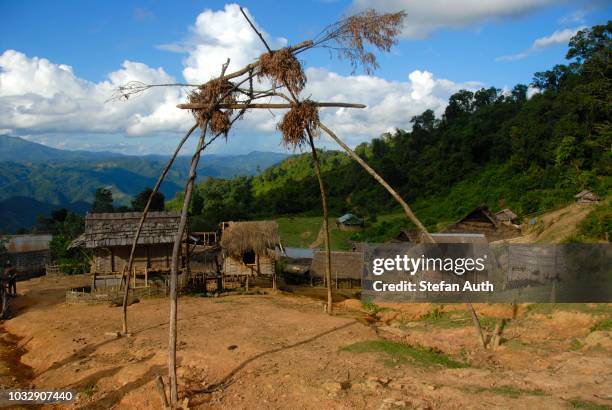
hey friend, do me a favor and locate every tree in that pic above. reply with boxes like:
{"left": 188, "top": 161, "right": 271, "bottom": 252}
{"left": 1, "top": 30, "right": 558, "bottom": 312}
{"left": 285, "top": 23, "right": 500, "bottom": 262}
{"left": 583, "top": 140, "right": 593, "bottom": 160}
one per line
{"left": 566, "top": 21, "right": 611, "bottom": 78}
{"left": 91, "top": 187, "right": 114, "bottom": 213}
{"left": 132, "top": 187, "right": 165, "bottom": 212}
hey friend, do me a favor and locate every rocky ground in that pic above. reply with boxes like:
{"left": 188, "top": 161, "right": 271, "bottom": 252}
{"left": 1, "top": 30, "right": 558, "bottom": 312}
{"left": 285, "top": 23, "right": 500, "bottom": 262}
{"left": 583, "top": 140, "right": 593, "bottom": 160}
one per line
{"left": 1, "top": 275, "right": 611, "bottom": 409}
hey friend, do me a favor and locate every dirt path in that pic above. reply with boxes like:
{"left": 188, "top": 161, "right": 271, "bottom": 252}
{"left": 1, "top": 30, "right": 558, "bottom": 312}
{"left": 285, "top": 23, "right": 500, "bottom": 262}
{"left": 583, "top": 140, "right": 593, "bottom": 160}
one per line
{"left": 309, "top": 222, "right": 325, "bottom": 249}
{"left": 1, "top": 275, "right": 611, "bottom": 409}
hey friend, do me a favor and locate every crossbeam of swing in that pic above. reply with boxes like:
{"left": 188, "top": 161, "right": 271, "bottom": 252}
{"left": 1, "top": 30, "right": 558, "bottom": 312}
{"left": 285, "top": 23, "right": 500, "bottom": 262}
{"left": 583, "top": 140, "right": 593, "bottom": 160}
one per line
{"left": 176, "top": 102, "right": 366, "bottom": 110}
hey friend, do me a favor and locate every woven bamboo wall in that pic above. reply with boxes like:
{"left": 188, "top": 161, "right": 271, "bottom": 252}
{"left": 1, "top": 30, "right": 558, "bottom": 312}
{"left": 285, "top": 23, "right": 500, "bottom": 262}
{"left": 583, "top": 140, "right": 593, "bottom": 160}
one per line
{"left": 223, "top": 255, "right": 274, "bottom": 276}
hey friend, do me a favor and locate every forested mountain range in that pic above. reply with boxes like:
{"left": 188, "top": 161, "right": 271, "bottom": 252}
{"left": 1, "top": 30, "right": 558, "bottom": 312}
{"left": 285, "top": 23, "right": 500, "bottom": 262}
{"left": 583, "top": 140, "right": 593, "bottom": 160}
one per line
{"left": 0, "top": 135, "right": 288, "bottom": 232}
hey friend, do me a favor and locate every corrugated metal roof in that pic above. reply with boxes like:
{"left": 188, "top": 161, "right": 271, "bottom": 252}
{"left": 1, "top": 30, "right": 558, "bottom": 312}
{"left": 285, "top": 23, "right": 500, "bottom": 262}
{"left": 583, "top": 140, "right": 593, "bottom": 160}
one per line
{"left": 337, "top": 213, "right": 363, "bottom": 225}
{"left": 5, "top": 234, "right": 53, "bottom": 253}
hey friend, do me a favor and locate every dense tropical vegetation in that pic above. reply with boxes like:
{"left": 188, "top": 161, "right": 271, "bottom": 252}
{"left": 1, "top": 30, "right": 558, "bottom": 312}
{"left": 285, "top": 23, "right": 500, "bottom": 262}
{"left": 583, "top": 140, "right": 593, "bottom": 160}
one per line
{"left": 169, "top": 23, "right": 610, "bottom": 242}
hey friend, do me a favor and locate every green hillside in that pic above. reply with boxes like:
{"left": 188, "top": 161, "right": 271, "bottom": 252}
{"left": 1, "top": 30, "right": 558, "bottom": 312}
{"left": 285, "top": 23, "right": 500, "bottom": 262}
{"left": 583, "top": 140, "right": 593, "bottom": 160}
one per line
{"left": 177, "top": 23, "right": 611, "bottom": 243}
{"left": 0, "top": 135, "right": 288, "bottom": 232}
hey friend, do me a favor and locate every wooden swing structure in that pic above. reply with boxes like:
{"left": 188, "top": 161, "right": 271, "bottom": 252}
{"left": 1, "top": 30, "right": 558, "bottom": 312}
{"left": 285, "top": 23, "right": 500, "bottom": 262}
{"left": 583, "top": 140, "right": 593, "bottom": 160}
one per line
{"left": 112, "top": 7, "right": 485, "bottom": 406}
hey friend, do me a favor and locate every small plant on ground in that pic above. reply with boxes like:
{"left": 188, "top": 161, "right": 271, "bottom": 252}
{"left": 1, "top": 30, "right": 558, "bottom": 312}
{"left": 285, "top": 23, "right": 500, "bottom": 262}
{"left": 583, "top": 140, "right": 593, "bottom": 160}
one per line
{"left": 590, "top": 318, "right": 612, "bottom": 332}
{"left": 361, "top": 300, "right": 387, "bottom": 314}
{"left": 341, "top": 340, "right": 469, "bottom": 369}
{"left": 568, "top": 398, "right": 612, "bottom": 410}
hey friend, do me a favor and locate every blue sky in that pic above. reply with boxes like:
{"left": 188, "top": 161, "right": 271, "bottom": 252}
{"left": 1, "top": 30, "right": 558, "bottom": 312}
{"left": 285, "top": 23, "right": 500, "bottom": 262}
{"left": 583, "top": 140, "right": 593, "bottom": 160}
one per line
{"left": 0, "top": 0, "right": 610, "bottom": 155}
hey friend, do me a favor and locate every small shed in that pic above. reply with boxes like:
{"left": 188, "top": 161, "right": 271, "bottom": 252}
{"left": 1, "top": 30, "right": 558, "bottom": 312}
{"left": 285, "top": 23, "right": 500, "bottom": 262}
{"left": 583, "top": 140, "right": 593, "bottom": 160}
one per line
{"left": 310, "top": 250, "right": 363, "bottom": 287}
{"left": 336, "top": 213, "right": 364, "bottom": 231}
{"left": 495, "top": 208, "right": 519, "bottom": 224}
{"left": 443, "top": 204, "right": 521, "bottom": 242}
{"left": 220, "top": 221, "right": 280, "bottom": 277}
{"left": 70, "top": 212, "right": 180, "bottom": 273}
{"left": 575, "top": 190, "right": 600, "bottom": 204}
{"left": 4, "top": 234, "right": 52, "bottom": 277}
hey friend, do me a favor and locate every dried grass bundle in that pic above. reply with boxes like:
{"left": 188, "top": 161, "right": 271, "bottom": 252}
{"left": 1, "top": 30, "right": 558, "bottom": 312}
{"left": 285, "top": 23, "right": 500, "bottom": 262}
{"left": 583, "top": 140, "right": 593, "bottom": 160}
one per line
{"left": 188, "top": 78, "right": 236, "bottom": 129}
{"left": 210, "top": 110, "right": 231, "bottom": 136}
{"left": 318, "top": 9, "right": 405, "bottom": 74}
{"left": 258, "top": 48, "right": 306, "bottom": 94}
{"left": 277, "top": 101, "right": 320, "bottom": 148}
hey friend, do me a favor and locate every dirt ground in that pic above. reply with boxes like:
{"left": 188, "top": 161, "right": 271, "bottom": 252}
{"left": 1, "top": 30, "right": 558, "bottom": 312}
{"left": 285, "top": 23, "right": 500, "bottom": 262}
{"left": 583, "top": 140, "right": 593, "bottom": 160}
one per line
{"left": 1, "top": 275, "right": 611, "bottom": 409}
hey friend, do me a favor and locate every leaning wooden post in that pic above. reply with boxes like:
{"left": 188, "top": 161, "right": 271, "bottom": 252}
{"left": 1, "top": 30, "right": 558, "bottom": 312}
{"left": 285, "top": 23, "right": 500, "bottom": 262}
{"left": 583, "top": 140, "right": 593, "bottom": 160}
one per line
{"left": 319, "top": 123, "right": 433, "bottom": 243}
{"left": 320, "top": 122, "right": 488, "bottom": 346}
{"left": 306, "top": 129, "right": 334, "bottom": 314}
{"left": 168, "top": 122, "right": 209, "bottom": 405}
{"left": 121, "top": 124, "right": 198, "bottom": 335}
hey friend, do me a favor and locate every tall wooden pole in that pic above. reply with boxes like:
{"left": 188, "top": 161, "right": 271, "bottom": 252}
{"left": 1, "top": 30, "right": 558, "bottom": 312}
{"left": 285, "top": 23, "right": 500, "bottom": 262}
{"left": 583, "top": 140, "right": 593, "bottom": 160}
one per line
{"left": 306, "top": 130, "right": 333, "bottom": 314}
{"left": 168, "top": 122, "right": 209, "bottom": 405}
{"left": 122, "top": 124, "right": 198, "bottom": 335}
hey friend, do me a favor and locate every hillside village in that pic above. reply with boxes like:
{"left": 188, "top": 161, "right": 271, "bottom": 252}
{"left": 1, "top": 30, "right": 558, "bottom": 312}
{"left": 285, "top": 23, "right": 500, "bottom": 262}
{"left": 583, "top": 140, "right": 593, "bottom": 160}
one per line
{"left": 0, "top": 8, "right": 609, "bottom": 410}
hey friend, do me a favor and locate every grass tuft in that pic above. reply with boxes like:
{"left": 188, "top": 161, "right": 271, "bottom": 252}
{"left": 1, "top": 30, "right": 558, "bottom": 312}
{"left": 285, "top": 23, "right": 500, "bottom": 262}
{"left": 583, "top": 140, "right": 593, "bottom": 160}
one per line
{"left": 341, "top": 340, "right": 469, "bottom": 369}
{"left": 568, "top": 398, "right": 612, "bottom": 410}
{"left": 590, "top": 319, "right": 612, "bottom": 332}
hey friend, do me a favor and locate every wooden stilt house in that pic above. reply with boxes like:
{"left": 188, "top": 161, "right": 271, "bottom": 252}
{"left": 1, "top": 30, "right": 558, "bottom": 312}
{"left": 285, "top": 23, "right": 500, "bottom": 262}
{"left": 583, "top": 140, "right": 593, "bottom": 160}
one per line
{"left": 70, "top": 212, "right": 181, "bottom": 274}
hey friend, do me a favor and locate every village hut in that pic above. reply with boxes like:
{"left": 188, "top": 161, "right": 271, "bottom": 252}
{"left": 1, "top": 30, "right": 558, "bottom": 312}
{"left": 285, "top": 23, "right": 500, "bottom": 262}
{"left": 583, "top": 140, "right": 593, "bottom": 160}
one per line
{"left": 495, "top": 208, "right": 519, "bottom": 224}
{"left": 220, "top": 221, "right": 280, "bottom": 277}
{"left": 443, "top": 204, "right": 520, "bottom": 242}
{"left": 310, "top": 250, "right": 363, "bottom": 287}
{"left": 70, "top": 212, "right": 180, "bottom": 274}
{"left": 4, "top": 234, "right": 52, "bottom": 278}
{"left": 575, "top": 190, "right": 600, "bottom": 204}
{"left": 336, "top": 213, "right": 364, "bottom": 231}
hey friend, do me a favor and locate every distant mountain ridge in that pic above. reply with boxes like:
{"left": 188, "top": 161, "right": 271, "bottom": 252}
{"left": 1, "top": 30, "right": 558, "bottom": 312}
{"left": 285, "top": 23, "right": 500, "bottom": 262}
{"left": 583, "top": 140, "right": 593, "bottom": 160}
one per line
{"left": 0, "top": 135, "right": 289, "bottom": 232}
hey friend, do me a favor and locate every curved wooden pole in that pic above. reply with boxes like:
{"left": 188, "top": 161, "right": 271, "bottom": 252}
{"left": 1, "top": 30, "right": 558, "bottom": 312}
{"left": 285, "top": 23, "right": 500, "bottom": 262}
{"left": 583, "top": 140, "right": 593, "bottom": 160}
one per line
{"left": 168, "top": 122, "right": 209, "bottom": 404}
{"left": 122, "top": 123, "right": 198, "bottom": 335}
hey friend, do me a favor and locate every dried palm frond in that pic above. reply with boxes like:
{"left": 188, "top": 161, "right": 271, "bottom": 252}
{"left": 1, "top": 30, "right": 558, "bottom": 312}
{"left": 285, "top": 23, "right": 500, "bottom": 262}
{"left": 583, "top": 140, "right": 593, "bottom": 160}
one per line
{"left": 277, "top": 101, "right": 320, "bottom": 148}
{"left": 258, "top": 48, "right": 306, "bottom": 94}
{"left": 315, "top": 9, "right": 406, "bottom": 74}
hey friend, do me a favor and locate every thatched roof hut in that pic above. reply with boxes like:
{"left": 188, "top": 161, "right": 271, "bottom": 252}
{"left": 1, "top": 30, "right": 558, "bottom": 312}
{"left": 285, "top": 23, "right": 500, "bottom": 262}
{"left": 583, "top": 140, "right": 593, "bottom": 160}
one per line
{"left": 220, "top": 221, "right": 280, "bottom": 277}
{"left": 220, "top": 221, "right": 280, "bottom": 258}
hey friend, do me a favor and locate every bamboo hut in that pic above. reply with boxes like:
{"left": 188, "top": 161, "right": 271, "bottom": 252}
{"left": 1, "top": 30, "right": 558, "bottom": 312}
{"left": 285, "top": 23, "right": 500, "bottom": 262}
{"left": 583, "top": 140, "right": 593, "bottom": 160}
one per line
{"left": 220, "top": 221, "right": 280, "bottom": 277}
{"left": 443, "top": 204, "right": 520, "bottom": 242}
{"left": 5, "top": 234, "right": 52, "bottom": 278}
{"left": 70, "top": 212, "right": 180, "bottom": 274}
{"left": 310, "top": 250, "right": 363, "bottom": 288}
{"left": 495, "top": 208, "right": 519, "bottom": 224}
{"left": 575, "top": 190, "right": 600, "bottom": 204}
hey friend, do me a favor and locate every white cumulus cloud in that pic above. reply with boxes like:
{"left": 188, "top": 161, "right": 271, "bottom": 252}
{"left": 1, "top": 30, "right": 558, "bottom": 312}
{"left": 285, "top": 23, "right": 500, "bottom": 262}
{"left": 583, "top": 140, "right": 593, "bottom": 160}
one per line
{"left": 0, "top": 50, "right": 191, "bottom": 137}
{"left": 497, "top": 26, "right": 586, "bottom": 61}
{"left": 1, "top": 3, "right": 484, "bottom": 154}
{"left": 350, "top": 0, "right": 560, "bottom": 38}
